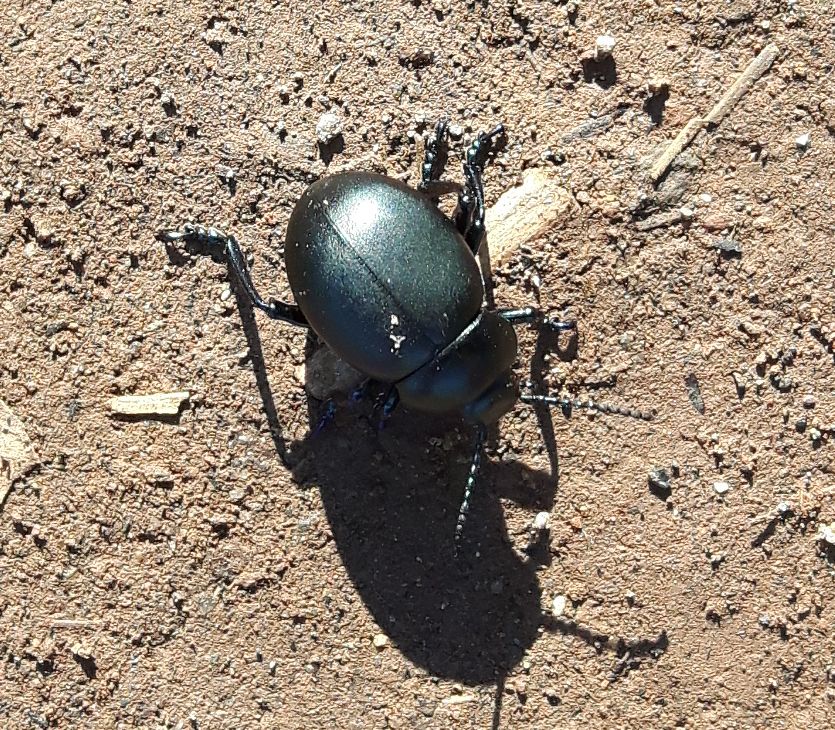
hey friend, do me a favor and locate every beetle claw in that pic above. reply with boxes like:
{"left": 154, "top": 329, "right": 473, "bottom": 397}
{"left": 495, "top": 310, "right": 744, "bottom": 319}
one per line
{"left": 543, "top": 318, "right": 577, "bottom": 333}
{"left": 156, "top": 228, "right": 187, "bottom": 242}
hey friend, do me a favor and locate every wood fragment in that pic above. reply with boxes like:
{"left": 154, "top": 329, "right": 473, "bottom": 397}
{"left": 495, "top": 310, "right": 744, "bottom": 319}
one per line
{"left": 650, "top": 44, "right": 779, "bottom": 183}
{"left": 1, "top": 398, "right": 37, "bottom": 511}
{"left": 484, "top": 168, "right": 577, "bottom": 268}
{"left": 51, "top": 618, "right": 99, "bottom": 629}
{"left": 110, "top": 391, "right": 190, "bottom": 416}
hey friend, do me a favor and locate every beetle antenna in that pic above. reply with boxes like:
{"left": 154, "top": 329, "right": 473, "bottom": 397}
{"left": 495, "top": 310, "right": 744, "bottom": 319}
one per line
{"left": 454, "top": 425, "right": 488, "bottom": 556}
{"left": 519, "top": 393, "right": 654, "bottom": 421}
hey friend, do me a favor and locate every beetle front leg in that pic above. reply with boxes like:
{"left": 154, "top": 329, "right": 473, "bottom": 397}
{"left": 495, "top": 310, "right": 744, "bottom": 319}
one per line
{"left": 498, "top": 307, "right": 577, "bottom": 333}
{"left": 454, "top": 124, "right": 505, "bottom": 253}
{"left": 158, "top": 224, "right": 309, "bottom": 328}
{"left": 418, "top": 119, "right": 462, "bottom": 199}
{"left": 419, "top": 118, "right": 449, "bottom": 191}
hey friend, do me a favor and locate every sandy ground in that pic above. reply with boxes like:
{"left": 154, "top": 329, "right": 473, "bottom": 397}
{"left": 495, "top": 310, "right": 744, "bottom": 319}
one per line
{"left": 1, "top": 0, "right": 835, "bottom": 727}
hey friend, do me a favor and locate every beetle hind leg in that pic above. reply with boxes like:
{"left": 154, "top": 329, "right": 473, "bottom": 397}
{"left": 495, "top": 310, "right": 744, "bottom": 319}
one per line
{"left": 419, "top": 118, "right": 450, "bottom": 191}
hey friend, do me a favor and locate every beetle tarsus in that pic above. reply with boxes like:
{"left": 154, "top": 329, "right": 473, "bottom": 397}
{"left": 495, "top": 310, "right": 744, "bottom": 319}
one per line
{"left": 159, "top": 223, "right": 309, "bottom": 328}
{"left": 453, "top": 425, "right": 488, "bottom": 556}
{"left": 455, "top": 123, "right": 506, "bottom": 252}
{"left": 498, "top": 307, "right": 577, "bottom": 333}
{"left": 520, "top": 393, "right": 654, "bottom": 422}
{"left": 419, "top": 118, "right": 450, "bottom": 191}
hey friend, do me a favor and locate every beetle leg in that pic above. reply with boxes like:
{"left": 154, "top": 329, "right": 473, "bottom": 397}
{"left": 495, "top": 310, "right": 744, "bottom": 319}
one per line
{"left": 312, "top": 400, "right": 337, "bottom": 437}
{"left": 418, "top": 118, "right": 450, "bottom": 191}
{"left": 454, "top": 124, "right": 506, "bottom": 253}
{"left": 349, "top": 378, "right": 374, "bottom": 403}
{"left": 375, "top": 386, "right": 400, "bottom": 430}
{"left": 158, "top": 223, "right": 309, "bottom": 328}
{"left": 223, "top": 234, "right": 309, "bottom": 327}
{"left": 498, "top": 307, "right": 577, "bottom": 333}
{"left": 453, "top": 424, "right": 488, "bottom": 556}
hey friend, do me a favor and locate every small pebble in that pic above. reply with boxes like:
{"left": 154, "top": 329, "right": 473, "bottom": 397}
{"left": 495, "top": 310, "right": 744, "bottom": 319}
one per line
{"left": 702, "top": 214, "right": 732, "bottom": 232}
{"left": 713, "top": 237, "right": 742, "bottom": 254}
{"left": 447, "top": 123, "right": 464, "bottom": 139}
{"left": 679, "top": 206, "right": 694, "bottom": 220}
{"left": 220, "top": 287, "right": 231, "bottom": 302}
{"left": 648, "top": 467, "right": 671, "bottom": 493}
{"left": 809, "top": 428, "right": 822, "bottom": 442}
{"left": 595, "top": 34, "right": 616, "bottom": 59}
{"left": 795, "top": 132, "right": 811, "bottom": 150}
{"left": 713, "top": 480, "right": 730, "bottom": 495}
{"left": 647, "top": 77, "right": 670, "bottom": 95}
{"left": 802, "top": 394, "right": 816, "bottom": 409}
{"left": 818, "top": 523, "right": 835, "bottom": 545}
{"left": 776, "top": 501, "right": 792, "bottom": 516}
{"left": 373, "top": 634, "right": 389, "bottom": 649}
{"left": 552, "top": 595, "right": 567, "bottom": 617}
{"left": 316, "top": 111, "right": 343, "bottom": 145}
{"left": 699, "top": 193, "right": 713, "bottom": 204}
{"left": 533, "top": 512, "right": 550, "bottom": 531}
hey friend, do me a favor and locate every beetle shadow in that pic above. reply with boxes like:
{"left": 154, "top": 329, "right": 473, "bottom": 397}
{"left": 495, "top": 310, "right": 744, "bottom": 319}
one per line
{"left": 291, "top": 386, "right": 560, "bottom": 685}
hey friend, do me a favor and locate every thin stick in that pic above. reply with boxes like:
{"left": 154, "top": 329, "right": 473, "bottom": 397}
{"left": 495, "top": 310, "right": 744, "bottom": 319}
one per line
{"left": 649, "top": 118, "right": 706, "bottom": 184}
{"left": 51, "top": 619, "right": 98, "bottom": 629}
{"left": 650, "top": 43, "right": 779, "bottom": 184}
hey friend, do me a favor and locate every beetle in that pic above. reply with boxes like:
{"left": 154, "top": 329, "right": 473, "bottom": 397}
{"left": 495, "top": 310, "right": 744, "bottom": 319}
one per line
{"left": 160, "top": 120, "right": 651, "bottom": 551}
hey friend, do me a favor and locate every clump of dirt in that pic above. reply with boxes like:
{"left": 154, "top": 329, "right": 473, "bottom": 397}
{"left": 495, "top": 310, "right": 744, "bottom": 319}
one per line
{"left": 1, "top": 1, "right": 834, "bottom": 727}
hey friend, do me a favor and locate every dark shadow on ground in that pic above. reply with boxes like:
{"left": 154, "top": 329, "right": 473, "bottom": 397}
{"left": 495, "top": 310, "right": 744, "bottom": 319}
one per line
{"left": 290, "top": 387, "right": 558, "bottom": 684}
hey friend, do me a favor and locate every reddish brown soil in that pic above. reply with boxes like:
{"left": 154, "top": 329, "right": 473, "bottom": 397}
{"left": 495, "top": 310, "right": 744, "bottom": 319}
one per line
{"left": 1, "top": 0, "right": 834, "bottom": 727}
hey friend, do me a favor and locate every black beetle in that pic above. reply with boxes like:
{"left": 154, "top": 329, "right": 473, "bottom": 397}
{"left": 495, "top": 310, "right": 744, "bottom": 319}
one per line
{"left": 161, "top": 120, "right": 651, "bottom": 550}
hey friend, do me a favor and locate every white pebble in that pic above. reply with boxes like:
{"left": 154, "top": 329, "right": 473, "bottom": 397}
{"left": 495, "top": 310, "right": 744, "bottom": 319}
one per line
{"left": 818, "top": 523, "right": 835, "bottom": 545}
{"left": 795, "top": 132, "right": 811, "bottom": 150}
{"left": 713, "top": 481, "right": 730, "bottom": 495}
{"left": 372, "top": 633, "right": 389, "bottom": 649}
{"left": 679, "top": 206, "right": 694, "bottom": 219}
{"left": 699, "top": 193, "right": 713, "bottom": 204}
{"left": 552, "top": 595, "right": 567, "bottom": 617}
{"left": 316, "top": 111, "right": 343, "bottom": 145}
{"left": 595, "top": 35, "right": 616, "bottom": 59}
{"left": 533, "top": 512, "right": 550, "bottom": 531}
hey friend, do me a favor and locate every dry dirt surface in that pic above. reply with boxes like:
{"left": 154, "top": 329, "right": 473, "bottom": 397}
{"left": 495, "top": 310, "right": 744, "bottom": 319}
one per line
{"left": 1, "top": 0, "right": 835, "bottom": 728}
